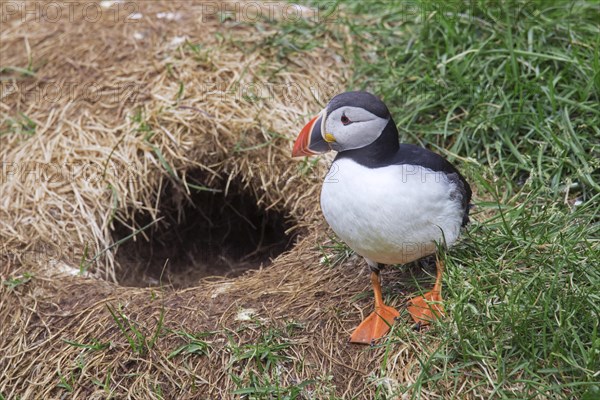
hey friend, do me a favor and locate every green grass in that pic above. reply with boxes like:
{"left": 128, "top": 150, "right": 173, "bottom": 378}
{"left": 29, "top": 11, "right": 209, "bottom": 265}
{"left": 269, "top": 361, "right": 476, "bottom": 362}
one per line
{"left": 2, "top": 272, "right": 33, "bottom": 290}
{"left": 56, "top": 353, "right": 86, "bottom": 393}
{"left": 167, "top": 330, "right": 213, "bottom": 359}
{"left": 106, "top": 303, "right": 166, "bottom": 356}
{"left": 0, "top": 112, "right": 37, "bottom": 137}
{"left": 227, "top": 321, "right": 320, "bottom": 399}
{"left": 265, "top": 0, "right": 599, "bottom": 398}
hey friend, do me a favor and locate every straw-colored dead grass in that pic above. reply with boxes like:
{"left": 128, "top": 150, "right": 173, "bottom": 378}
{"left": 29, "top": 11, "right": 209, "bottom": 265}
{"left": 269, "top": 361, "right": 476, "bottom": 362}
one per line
{"left": 0, "top": 1, "right": 451, "bottom": 398}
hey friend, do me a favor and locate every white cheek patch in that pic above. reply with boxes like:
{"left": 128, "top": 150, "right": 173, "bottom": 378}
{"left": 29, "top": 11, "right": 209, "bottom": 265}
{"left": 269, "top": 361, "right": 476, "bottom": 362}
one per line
{"left": 325, "top": 107, "right": 389, "bottom": 151}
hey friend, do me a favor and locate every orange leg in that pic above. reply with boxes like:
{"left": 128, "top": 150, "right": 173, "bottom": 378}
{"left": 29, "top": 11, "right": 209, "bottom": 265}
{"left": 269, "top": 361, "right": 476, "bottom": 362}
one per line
{"left": 350, "top": 271, "right": 400, "bottom": 344}
{"left": 407, "top": 255, "right": 445, "bottom": 325}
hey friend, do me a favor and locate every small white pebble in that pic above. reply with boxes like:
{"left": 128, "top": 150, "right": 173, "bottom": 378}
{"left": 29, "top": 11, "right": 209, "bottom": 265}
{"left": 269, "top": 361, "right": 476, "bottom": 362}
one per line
{"left": 100, "top": 0, "right": 123, "bottom": 8}
{"left": 156, "top": 12, "right": 182, "bottom": 21}
{"left": 129, "top": 12, "right": 143, "bottom": 20}
{"left": 133, "top": 32, "right": 144, "bottom": 40}
{"left": 55, "top": 262, "right": 84, "bottom": 276}
{"left": 235, "top": 308, "right": 257, "bottom": 321}
{"left": 170, "top": 36, "right": 188, "bottom": 46}
{"left": 211, "top": 282, "right": 233, "bottom": 298}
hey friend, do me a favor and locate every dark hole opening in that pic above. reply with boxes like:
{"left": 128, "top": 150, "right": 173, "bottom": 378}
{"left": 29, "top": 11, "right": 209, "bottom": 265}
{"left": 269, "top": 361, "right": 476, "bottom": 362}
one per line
{"left": 112, "top": 175, "right": 295, "bottom": 288}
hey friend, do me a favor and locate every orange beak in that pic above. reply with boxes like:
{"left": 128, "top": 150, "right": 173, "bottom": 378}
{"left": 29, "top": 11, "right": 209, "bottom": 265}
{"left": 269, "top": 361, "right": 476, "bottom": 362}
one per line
{"left": 292, "top": 115, "right": 319, "bottom": 157}
{"left": 291, "top": 114, "right": 330, "bottom": 157}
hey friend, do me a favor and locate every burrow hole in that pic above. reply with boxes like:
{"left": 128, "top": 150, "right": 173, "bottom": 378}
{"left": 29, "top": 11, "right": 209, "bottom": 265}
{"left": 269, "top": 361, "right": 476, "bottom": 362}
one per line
{"left": 112, "top": 173, "right": 296, "bottom": 288}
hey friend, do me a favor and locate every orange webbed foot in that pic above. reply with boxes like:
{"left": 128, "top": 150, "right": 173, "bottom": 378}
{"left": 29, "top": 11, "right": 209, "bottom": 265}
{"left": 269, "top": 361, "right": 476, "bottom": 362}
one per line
{"left": 408, "top": 255, "right": 446, "bottom": 327}
{"left": 350, "top": 304, "right": 400, "bottom": 344}
{"left": 350, "top": 270, "right": 399, "bottom": 344}
{"left": 407, "top": 290, "right": 444, "bottom": 326}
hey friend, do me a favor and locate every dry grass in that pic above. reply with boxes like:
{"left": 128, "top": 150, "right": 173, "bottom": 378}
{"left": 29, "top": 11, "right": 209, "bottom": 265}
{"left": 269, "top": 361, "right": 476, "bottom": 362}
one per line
{"left": 0, "top": 0, "right": 344, "bottom": 281}
{"left": 0, "top": 1, "right": 436, "bottom": 398}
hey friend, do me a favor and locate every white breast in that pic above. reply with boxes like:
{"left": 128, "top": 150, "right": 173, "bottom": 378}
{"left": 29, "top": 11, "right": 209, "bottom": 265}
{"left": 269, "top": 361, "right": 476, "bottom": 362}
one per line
{"left": 320, "top": 158, "right": 464, "bottom": 265}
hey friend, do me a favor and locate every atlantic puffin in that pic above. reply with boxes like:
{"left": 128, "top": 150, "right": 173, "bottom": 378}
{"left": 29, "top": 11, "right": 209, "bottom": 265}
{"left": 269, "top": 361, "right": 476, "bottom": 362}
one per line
{"left": 291, "top": 91, "right": 471, "bottom": 344}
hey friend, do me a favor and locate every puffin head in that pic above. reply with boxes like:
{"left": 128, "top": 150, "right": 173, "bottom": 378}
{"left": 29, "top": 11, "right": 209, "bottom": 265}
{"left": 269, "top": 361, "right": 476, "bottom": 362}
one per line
{"left": 292, "top": 91, "right": 393, "bottom": 157}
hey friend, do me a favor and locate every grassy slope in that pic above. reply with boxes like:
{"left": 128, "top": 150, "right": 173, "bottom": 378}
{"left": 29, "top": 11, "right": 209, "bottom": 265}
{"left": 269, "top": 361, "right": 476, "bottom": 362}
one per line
{"left": 268, "top": 0, "right": 599, "bottom": 398}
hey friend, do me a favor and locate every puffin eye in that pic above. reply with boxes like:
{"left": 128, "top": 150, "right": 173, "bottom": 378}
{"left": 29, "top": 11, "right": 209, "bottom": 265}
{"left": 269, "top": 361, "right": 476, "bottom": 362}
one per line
{"left": 341, "top": 114, "right": 351, "bottom": 125}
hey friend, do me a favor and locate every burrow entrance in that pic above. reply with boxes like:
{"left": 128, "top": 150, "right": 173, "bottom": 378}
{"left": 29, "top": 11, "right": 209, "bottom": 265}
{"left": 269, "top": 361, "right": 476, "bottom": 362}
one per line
{"left": 112, "top": 173, "right": 296, "bottom": 288}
